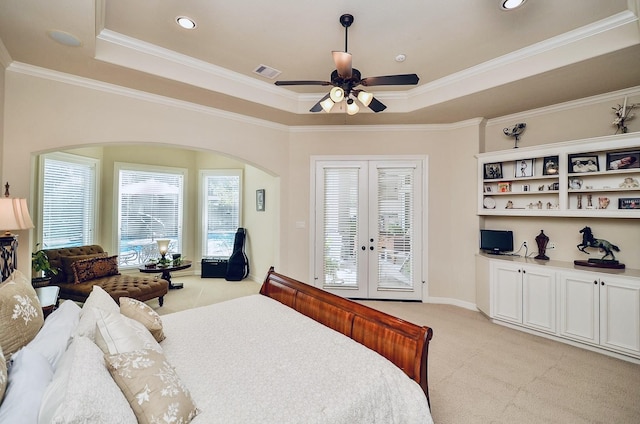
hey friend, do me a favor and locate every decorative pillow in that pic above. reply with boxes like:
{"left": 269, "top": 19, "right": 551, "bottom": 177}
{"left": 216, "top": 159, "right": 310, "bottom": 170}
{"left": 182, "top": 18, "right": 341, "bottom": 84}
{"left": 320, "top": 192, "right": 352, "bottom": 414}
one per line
{"left": 60, "top": 253, "right": 108, "bottom": 283}
{"left": 27, "top": 300, "right": 81, "bottom": 371}
{"left": 0, "top": 346, "right": 6, "bottom": 404}
{"left": 38, "top": 336, "right": 136, "bottom": 424}
{"left": 0, "top": 347, "right": 53, "bottom": 422}
{"left": 105, "top": 349, "right": 199, "bottom": 424}
{"left": 95, "top": 310, "right": 162, "bottom": 355}
{"left": 120, "top": 297, "right": 165, "bottom": 342}
{"left": 72, "top": 255, "right": 120, "bottom": 284}
{"left": 0, "top": 270, "right": 44, "bottom": 358}
{"left": 74, "top": 285, "right": 120, "bottom": 341}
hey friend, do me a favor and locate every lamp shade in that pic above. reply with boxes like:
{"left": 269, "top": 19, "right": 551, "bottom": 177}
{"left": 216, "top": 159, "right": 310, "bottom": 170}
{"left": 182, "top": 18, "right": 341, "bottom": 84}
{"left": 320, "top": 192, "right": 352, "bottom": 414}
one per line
{"left": 320, "top": 97, "right": 335, "bottom": 113}
{"left": 357, "top": 91, "right": 373, "bottom": 107}
{"left": 0, "top": 198, "right": 34, "bottom": 235}
{"left": 330, "top": 87, "right": 345, "bottom": 103}
{"left": 156, "top": 239, "right": 170, "bottom": 257}
{"left": 346, "top": 99, "right": 359, "bottom": 115}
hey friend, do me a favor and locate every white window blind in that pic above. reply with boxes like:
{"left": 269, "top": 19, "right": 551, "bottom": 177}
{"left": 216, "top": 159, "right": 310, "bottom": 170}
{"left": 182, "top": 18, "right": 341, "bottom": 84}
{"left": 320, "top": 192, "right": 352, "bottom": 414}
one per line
{"left": 377, "top": 167, "right": 414, "bottom": 286}
{"left": 322, "top": 167, "right": 359, "bottom": 287}
{"left": 41, "top": 153, "right": 98, "bottom": 249}
{"left": 118, "top": 167, "right": 184, "bottom": 266}
{"left": 202, "top": 171, "right": 241, "bottom": 257}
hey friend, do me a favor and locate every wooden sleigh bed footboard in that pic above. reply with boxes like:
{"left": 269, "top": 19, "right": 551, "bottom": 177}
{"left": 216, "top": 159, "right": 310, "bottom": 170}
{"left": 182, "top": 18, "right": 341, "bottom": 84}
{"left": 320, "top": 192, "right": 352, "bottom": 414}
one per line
{"left": 259, "top": 267, "right": 434, "bottom": 405}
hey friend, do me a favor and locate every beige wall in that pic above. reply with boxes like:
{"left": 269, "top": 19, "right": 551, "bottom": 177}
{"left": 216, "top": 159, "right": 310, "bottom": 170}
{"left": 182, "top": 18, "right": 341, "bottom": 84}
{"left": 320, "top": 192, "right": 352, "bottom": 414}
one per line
{"left": 1, "top": 66, "right": 639, "bottom": 307}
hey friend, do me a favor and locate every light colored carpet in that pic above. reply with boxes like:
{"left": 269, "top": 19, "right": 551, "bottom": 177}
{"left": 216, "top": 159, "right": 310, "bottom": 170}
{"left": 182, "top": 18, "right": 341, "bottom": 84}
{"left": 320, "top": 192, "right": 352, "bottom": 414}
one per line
{"left": 151, "top": 276, "right": 640, "bottom": 424}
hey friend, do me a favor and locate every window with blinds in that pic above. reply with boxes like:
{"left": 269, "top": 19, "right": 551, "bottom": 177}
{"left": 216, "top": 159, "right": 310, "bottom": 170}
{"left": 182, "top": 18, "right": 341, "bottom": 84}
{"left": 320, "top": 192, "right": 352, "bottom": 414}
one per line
{"left": 40, "top": 153, "right": 99, "bottom": 249}
{"left": 117, "top": 166, "right": 184, "bottom": 266}
{"left": 322, "top": 167, "right": 359, "bottom": 287}
{"left": 202, "top": 170, "right": 241, "bottom": 257}
{"left": 377, "top": 167, "right": 414, "bottom": 288}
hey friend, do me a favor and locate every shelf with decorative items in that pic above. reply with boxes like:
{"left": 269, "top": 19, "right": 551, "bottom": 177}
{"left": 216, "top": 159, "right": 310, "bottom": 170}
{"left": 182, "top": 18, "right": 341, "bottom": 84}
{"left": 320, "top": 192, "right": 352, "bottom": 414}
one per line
{"left": 477, "top": 132, "right": 640, "bottom": 218}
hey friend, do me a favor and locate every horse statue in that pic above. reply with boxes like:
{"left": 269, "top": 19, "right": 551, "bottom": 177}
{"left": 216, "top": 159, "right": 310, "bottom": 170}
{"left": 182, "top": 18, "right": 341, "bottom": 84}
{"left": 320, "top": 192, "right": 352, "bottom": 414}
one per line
{"left": 577, "top": 226, "right": 620, "bottom": 261}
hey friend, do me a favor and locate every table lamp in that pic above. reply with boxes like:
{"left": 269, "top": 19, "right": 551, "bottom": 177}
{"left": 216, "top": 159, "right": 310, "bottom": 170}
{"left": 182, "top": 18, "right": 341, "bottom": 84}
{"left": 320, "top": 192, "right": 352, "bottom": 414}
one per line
{"left": 1, "top": 182, "right": 35, "bottom": 281}
{"left": 156, "top": 239, "right": 170, "bottom": 264}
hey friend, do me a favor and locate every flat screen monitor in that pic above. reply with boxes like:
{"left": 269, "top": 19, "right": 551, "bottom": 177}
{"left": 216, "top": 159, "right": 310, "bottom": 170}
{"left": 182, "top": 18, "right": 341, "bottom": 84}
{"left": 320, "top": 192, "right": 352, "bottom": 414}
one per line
{"left": 480, "top": 229, "right": 514, "bottom": 254}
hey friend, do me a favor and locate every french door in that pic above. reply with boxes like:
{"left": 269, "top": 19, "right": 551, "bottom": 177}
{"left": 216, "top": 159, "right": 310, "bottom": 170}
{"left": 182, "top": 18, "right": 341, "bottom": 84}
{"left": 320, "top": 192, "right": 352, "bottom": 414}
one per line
{"left": 313, "top": 158, "right": 424, "bottom": 300}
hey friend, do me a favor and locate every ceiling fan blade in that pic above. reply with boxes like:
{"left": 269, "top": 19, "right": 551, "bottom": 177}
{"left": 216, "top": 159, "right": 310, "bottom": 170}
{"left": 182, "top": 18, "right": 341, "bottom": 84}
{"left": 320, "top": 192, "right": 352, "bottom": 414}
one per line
{"left": 368, "top": 97, "right": 387, "bottom": 113}
{"left": 275, "top": 80, "right": 332, "bottom": 86}
{"left": 332, "top": 51, "right": 352, "bottom": 78}
{"left": 310, "top": 93, "right": 331, "bottom": 113}
{"left": 360, "top": 74, "right": 420, "bottom": 87}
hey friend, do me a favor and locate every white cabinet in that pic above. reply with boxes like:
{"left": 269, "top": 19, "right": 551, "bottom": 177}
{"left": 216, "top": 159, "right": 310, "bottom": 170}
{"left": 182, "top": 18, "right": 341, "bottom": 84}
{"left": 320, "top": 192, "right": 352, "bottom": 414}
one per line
{"left": 558, "top": 270, "right": 640, "bottom": 358}
{"left": 491, "top": 261, "right": 556, "bottom": 334}
{"left": 484, "top": 256, "right": 640, "bottom": 361}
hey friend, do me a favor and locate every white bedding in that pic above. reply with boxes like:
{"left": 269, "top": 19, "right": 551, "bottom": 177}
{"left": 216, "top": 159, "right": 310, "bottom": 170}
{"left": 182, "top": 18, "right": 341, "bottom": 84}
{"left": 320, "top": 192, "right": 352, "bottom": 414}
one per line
{"left": 161, "top": 294, "right": 433, "bottom": 424}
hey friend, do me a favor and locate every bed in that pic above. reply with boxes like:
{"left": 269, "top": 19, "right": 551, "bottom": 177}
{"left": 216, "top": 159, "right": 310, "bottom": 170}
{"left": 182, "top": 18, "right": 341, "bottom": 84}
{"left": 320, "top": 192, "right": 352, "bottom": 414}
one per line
{"left": 0, "top": 267, "right": 434, "bottom": 423}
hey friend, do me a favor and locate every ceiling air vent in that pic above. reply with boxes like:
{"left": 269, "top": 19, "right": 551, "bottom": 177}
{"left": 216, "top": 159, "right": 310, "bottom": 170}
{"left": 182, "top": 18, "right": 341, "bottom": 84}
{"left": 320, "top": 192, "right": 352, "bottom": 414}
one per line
{"left": 253, "top": 64, "right": 281, "bottom": 79}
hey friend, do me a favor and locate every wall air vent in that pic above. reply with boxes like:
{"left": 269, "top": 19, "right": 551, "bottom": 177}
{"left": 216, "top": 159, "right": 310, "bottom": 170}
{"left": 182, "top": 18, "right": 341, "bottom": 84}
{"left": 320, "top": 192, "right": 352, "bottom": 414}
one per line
{"left": 253, "top": 64, "right": 281, "bottom": 79}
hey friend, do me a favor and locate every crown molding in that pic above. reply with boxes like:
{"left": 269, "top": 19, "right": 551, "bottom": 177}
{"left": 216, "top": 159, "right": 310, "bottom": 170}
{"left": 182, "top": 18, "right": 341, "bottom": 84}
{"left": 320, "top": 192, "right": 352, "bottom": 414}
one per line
{"left": 94, "top": 11, "right": 639, "bottom": 116}
{"left": 289, "top": 118, "right": 485, "bottom": 133}
{"left": 486, "top": 85, "right": 640, "bottom": 125}
{"left": 6, "top": 62, "right": 289, "bottom": 132}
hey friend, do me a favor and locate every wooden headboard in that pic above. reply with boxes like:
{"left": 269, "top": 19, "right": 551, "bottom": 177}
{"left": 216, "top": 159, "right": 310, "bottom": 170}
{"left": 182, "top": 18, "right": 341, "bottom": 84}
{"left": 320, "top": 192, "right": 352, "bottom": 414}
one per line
{"left": 259, "top": 267, "right": 433, "bottom": 405}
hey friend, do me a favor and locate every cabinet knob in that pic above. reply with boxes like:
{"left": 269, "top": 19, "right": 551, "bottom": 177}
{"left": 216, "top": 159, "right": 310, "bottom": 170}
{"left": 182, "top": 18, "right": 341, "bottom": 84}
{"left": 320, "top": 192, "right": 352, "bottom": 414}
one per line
{"left": 601, "top": 281, "right": 605, "bottom": 286}
{"left": 522, "top": 269, "right": 526, "bottom": 274}
{"left": 361, "top": 246, "right": 366, "bottom": 251}
{"left": 518, "top": 269, "right": 521, "bottom": 273}
{"left": 594, "top": 280, "right": 598, "bottom": 285}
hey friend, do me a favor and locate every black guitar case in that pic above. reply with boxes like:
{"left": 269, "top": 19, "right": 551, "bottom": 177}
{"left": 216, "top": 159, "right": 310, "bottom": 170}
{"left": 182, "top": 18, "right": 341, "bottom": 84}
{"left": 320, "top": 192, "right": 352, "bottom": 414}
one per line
{"left": 225, "top": 227, "right": 249, "bottom": 281}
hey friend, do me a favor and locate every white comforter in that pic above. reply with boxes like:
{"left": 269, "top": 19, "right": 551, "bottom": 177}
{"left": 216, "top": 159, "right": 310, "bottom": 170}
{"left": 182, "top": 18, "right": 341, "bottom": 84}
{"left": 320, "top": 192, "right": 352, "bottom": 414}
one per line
{"left": 161, "top": 294, "right": 433, "bottom": 424}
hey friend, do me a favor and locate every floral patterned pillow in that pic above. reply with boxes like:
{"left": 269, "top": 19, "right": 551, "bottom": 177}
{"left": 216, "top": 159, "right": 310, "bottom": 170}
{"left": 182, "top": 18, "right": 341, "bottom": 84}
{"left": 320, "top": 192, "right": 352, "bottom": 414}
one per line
{"left": 71, "top": 255, "right": 120, "bottom": 284}
{"left": 119, "top": 297, "right": 165, "bottom": 342}
{"left": 0, "top": 270, "right": 44, "bottom": 358}
{"left": 105, "top": 349, "right": 198, "bottom": 424}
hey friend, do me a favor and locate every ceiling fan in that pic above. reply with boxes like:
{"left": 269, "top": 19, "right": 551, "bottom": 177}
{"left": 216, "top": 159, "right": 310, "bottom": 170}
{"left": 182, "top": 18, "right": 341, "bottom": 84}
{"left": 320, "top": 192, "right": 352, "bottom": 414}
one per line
{"left": 274, "top": 14, "right": 419, "bottom": 115}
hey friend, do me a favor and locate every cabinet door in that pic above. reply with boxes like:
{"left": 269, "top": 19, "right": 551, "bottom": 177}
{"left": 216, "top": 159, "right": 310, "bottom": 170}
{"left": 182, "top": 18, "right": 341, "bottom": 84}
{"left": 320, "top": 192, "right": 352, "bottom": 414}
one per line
{"left": 522, "top": 266, "right": 556, "bottom": 334}
{"left": 491, "top": 262, "right": 522, "bottom": 324}
{"left": 558, "top": 272, "right": 599, "bottom": 345}
{"left": 599, "top": 276, "right": 640, "bottom": 357}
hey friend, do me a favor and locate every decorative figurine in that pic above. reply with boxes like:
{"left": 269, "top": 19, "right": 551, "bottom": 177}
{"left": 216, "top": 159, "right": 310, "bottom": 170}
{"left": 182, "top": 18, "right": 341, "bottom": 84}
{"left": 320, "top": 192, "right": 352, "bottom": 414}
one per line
{"left": 535, "top": 230, "right": 549, "bottom": 260}
{"left": 503, "top": 123, "right": 526, "bottom": 148}
{"left": 612, "top": 97, "right": 637, "bottom": 134}
{"left": 575, "top": 226, "right": 624, "bottom": 269}
{"left": 619, "top": 177, "right": 640, "bottom": 188}
{"left": 577, "top": 194, "right": 582, "bottom": 209}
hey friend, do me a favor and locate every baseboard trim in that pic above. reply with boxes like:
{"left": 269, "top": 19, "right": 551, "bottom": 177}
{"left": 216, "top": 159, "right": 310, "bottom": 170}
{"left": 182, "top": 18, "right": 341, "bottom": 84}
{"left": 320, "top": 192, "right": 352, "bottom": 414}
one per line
{"left": 424, "top": 296, "right": 478, "bottom": 311}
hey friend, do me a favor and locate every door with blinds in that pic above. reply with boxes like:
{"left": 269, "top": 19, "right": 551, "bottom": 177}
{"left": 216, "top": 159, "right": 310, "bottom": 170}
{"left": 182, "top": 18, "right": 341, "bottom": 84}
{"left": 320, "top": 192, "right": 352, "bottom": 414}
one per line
{"left": 314, "top": 159, "right": 424, "bottom": 300}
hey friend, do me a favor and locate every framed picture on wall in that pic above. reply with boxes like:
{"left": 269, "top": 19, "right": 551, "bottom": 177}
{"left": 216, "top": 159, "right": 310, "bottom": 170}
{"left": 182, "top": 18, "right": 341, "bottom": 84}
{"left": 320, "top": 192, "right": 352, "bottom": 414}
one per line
{"left": 256, "top": 189, "right": 265, "bottom": 211}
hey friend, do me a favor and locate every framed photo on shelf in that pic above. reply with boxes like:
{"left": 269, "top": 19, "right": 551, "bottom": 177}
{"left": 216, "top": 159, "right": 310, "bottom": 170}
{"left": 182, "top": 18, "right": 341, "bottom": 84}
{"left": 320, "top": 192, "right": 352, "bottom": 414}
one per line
{"left": 569, "top": 154, "right": 599, "bottom": 173}
{"left": 483, "top": 162, "right": 503, "bottom": 179}
{"left": 484, "top": 185, "right": 492, "bottom": 193}
{"left": 497, "top": 182, "right": 511, "bottom": 193}
{"left": 543, "top": 156, "right": 559, "bottom": 175}
{"left": 618, "top": 197, "right": 640, "bottom": 210}
{"left": 606, "top": 151, "right": 640, "bottom": 170}
{"left": 256, "top": 189, "right": 265, "bottom": 211}
{"left": 514, "top": 158, "right": 534, "bottom": 178}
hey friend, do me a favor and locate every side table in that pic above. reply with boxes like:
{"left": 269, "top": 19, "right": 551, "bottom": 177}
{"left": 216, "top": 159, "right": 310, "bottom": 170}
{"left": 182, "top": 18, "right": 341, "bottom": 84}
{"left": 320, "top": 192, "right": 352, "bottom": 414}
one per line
{"left": 138, "top": 260, "right": 192, "bottom": 289}
{"left": 36, "top": 285, "right": 60, "bottom": 318}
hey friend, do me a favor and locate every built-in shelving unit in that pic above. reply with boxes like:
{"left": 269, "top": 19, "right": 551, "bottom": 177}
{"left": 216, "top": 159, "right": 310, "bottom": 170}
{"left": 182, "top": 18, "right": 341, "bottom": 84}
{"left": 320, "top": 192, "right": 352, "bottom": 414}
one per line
{"left": 477, "top": 133, "right": 640, "bottom": 218}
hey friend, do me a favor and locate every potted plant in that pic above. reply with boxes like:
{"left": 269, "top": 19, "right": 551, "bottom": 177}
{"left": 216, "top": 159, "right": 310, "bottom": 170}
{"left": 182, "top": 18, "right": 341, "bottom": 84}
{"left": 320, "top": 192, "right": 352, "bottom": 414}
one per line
{"left": 31, "top": 245, "right": 58, "bottom": 287}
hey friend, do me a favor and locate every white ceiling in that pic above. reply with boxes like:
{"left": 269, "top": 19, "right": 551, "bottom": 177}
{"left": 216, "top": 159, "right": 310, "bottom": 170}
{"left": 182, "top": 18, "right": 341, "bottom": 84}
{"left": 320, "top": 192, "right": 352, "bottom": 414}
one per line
{"left": 1, "top": 0, "right": 639, "bottom": 126}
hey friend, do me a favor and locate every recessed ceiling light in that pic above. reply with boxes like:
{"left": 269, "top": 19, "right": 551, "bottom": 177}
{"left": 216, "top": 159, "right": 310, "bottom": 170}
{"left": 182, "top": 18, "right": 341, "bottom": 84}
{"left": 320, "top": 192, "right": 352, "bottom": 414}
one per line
{"left": 47, "top": 30, "right": 82, "bottom": 47}
{"left": 176, "top": 16, "right": 197, "bottom": 29}
{"left": 501, "top": 0, "right": 527, "bottom": 10}
{"left": 395, "top": 54, "right": 406, "bottom": 63}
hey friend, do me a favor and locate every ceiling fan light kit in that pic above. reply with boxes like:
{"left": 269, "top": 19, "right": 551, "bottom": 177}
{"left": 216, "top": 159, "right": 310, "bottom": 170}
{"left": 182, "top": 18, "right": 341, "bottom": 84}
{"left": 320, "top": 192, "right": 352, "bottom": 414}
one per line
{"left": 274, "top": 13, "right": 419, "bottom": 115}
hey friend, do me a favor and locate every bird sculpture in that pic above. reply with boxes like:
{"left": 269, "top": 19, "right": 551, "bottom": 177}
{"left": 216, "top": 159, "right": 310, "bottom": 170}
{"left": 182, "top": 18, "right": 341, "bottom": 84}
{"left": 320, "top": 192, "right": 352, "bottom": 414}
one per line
{"left": 503, "top": 123, "right": 526, "bottom": 148}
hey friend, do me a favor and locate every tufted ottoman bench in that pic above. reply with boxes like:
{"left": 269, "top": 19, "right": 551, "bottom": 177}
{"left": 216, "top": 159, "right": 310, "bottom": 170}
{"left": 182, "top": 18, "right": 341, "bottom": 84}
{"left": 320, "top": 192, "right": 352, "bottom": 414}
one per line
{"left": 42, "top": 245, "right": 168, "bottom": 306}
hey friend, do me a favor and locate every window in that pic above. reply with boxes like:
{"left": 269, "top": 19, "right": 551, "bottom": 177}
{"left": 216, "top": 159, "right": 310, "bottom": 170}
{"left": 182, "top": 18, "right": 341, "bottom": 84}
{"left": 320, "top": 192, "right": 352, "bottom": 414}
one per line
{"left": 117, "top": 164, "right": 185, "bottom": 267}
{"left": 39, "top": 153, "right": 99, "bottom": 249}
{"left": 201, "top": 170, "right": 242, "bottom": 257}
